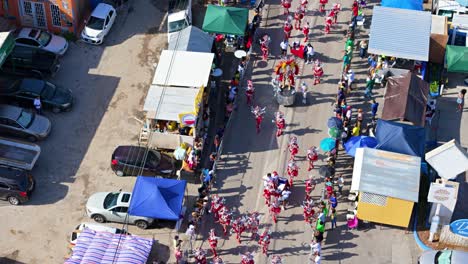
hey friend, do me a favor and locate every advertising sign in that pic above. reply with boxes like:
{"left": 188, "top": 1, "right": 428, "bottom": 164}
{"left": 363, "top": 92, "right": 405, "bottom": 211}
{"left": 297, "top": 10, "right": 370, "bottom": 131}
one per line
{"left": 450, "top": 219, "right": 468, "bottom": 238}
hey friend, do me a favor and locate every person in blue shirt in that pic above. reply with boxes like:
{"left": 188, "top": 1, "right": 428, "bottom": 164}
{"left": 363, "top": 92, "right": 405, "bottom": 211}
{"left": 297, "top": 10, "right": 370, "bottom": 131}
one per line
{"left": 329, "top": 192, "right": 338, "bottom": 209}
{"left": 371, "top": 99, "right": 379, "bottom": 119}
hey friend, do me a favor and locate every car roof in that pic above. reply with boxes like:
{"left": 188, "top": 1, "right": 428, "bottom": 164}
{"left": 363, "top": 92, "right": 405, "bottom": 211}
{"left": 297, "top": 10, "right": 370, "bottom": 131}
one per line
{"left": 0, "top": 165, "right": 28, "bottom": 185}
{"left": 116, "top": 192, "right": 132, "bottom": 206}
{"left": 19, "top": 78, "right": 45, "bottom": 94}
{"left": 91, "top": 3, "right": 115, "bottom": 19}
{"left": 17, "top": 28, "right": 39, "bottom": 39}
{"left": 0, "top": 104, "right": 22, "bottom": 120}
{"left": 112, "top": 146, "right": 150, "bottom": 163}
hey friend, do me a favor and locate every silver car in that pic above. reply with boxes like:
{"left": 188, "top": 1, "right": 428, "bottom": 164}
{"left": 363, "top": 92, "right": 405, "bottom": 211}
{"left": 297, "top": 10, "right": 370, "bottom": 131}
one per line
{"left": 15, "top": 28, "right": 68, "bottom": 56}
{"left": 86, "top": 191, "right": 154, "bottom": 229}
{"left": 0, "top": 104, "right": 51, "bottom": 142}
{"left": 418, "top": 250, "right": 468, "bottom": 264}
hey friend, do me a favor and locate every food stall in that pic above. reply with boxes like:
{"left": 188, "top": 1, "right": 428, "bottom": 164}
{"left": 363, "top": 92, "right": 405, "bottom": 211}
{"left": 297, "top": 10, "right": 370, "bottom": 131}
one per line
{"left": 141, "top": 50, "right": 214, "bottom": 150}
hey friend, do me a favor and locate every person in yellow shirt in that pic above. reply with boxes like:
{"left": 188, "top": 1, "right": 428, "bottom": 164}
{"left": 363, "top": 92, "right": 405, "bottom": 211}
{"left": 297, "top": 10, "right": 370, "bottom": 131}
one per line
{"left": 352, "top": 124, "right": 360, "bottom": 136}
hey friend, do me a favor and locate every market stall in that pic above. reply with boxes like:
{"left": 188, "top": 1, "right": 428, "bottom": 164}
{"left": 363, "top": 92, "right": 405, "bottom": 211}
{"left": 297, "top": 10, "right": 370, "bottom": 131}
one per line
{"left": 375, "top": 120, "right": 426, "bottom": 157}
{"left": 351, "top": 148, "right": 421, "bottom": 228}
{"left": 141, "top": 50, "right": 214, "bottom": 150}
{"left": 381, "top": 0, "right": 423, "bottom": 11}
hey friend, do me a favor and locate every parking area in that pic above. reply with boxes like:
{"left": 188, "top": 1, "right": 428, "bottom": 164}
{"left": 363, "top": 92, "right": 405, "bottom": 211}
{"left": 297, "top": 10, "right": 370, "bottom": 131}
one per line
{"left": 0, "top": 1, "right": 174, "bottom": 263}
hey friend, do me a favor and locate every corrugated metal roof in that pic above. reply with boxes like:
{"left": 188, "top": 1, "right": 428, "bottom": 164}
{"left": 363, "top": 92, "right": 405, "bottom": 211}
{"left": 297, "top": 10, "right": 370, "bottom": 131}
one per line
{"left": 431, "top": 15, "right": 448, "bottom": 35}
{"left": 351, "top": 148, "right": 421, "bottom": 202}
{"left": 143, "top": 85, "right": 199, "bottom": 121}
{"left": 368, "top": 6, "right": 431, "bottom": 61}
{"left": 452, "top": 14, "right": 468, "bottom": 28}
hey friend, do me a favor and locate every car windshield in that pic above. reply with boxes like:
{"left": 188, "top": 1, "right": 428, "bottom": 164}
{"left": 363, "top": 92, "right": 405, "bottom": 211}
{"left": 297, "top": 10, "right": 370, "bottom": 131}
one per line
{"left": 87, "top": 16, "right": 105, "bottom": 30}
{"left": 41, "top": 82, "right": 56, "bottom": 99}
{"left": 16, "top": 110, "right": 33, "bottom": 128}
{"left": 168, "top": 19, "right": 188, "bottom": 33}
{"left": 36, "top": 31, "right": 52, "bottom": 46}
{"left": 103, "top": 192, "right": 120, "bottom": 209}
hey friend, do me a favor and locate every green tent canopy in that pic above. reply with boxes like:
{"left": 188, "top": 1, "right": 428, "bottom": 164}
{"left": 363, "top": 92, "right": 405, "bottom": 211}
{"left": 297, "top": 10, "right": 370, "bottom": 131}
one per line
{"left": 202, "top": 5, "right": 248, "bottom": 36}
{"left": 446, "top": 45, "right": 468, "bottom": 73}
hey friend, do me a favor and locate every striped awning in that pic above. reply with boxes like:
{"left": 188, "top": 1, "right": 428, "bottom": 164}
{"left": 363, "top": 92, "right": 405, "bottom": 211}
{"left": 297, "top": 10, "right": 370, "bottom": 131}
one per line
{"left": 65, "top": 228, "right": 153, "bottom": 264}
{"left": 368, "top": 6, "right": 431, "bottom": 61}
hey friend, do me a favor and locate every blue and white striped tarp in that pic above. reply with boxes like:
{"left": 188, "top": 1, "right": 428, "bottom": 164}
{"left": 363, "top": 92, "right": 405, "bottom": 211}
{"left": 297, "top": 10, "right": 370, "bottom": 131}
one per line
{"left": 65, "top": 228, "right": 153, "bottom": 264}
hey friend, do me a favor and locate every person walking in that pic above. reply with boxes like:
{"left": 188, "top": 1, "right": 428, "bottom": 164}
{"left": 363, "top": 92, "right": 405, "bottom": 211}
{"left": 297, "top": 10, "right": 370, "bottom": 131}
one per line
{"left": 457, "top": 89, "right": 466, "bottom": 112}
{"left": 280, "top": 39, "right": 289, "bottom": 57}
{"left": 359, "top": 40, "right": 368, "bottom": 59}
{"left": 364, "top": 76, "right": 375, "bottom": 98}
{"left": 34, "top": 96, "right": 42, "bottom": 114}
{"left": 330, "top": 208, "right": 337, "bottom": 230}
{"left": 306, "top": 44, "right": 315, "bottom": 64}
{"left": 371, "top": 99, "right": 379, "bottom": 119}
{"left": 336, "top": 174, "right": 344, "bottom": 195}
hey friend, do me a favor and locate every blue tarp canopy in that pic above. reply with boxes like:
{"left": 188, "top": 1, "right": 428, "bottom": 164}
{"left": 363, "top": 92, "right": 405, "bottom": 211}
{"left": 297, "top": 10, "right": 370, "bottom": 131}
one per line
{"left": 375, "top": 120, "right": 425, "bottom": 157}
{"left": 128, "top": 177, "right": 186, "bottom": 221}
{"left": 381, "top": 0, "right": 423, "bottom": 11}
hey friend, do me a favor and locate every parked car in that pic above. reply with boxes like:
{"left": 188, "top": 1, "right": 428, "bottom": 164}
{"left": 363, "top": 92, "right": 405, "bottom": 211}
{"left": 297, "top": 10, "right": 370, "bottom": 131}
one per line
{"left": 0, "top": 46, "right": 60, "bottom": 78}
{"left": 69, "top": 222, "right": 129, "bottom": 245}
{"left": 0, "top": 137, "right": 41, "bottom": 171}
{"left": 418, "top": 250, "right": 468, "bottom": 264}
{"left": 0, "top": 77, "right": 73, "bottom": 113}
{"left": 15, "top": 28, "right": 68, "bottom": 56}
{"left": 81, "top": 3, "right": 117, "bottom": 45}
{"left": 0, "top": 164, "right": 34, "bottom": 205}
{"left": 0, "top": 104, "right": 51, "bottom": 142}
{"left": 86, "top": 191, "right": 154, "bottom": 229}
{"left": 111, "top": 146, "right": 176, "bottom": 177}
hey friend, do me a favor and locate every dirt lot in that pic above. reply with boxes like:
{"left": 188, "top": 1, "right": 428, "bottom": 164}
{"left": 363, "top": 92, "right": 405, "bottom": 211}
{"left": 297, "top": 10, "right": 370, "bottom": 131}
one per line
{"left": 0, "top": 0, "right": 175, "bottom": 263}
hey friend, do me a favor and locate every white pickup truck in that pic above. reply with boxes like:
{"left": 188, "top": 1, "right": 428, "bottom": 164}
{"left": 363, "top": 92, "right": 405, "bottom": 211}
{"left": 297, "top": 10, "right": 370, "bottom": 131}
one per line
{"left": 167, "top": 0, "right": 192, "bottom": 43}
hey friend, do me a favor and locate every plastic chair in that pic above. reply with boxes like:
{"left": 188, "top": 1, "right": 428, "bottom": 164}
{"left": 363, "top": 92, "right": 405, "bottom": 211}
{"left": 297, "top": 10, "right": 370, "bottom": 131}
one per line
{"left": 347, "top": 216, "right": 358, "bottom": 230}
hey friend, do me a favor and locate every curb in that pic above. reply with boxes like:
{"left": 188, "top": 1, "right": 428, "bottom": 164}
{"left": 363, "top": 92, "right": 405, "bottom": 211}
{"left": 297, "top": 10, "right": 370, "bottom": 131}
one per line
{"left": 413, "top": 213, "right": 432, "bottom": 251}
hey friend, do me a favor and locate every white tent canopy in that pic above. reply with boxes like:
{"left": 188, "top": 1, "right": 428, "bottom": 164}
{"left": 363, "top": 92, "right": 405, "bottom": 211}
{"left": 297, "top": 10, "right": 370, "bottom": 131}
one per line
{"left": 143, "top": 85, "right": 199, "bottom": 121}
{"left": 351, "top": 148, "right": 421, "bottom": 202}
{"left": 152, "top": 50, "right": 214, "bottom": 87}
{"left": 425, "top": 139, "right": 468, "bottom": 180}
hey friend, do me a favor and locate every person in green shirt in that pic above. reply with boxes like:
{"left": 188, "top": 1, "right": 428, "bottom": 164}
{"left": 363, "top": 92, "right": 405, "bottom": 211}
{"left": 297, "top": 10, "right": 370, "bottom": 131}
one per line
{"left": 365, "top": 77, "right": 375, "bottom": 98}
{"left": 343, "top": 53, "right": 351, "bottom": 72}
{"left": 316, "top": 220, "right": 325, "bottom": 233}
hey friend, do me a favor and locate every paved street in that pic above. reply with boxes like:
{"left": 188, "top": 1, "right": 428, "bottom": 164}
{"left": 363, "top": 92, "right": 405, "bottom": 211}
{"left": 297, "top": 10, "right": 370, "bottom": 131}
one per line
{"left": 192, "top": 1, "right": 421, "bottom": 263}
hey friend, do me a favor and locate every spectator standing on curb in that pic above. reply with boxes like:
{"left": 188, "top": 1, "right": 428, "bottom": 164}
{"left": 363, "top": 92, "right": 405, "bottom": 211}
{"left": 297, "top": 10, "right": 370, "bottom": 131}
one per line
{"left": 371, "top": 99, "right": 379, "bottom": 119}
{"left": 336, "top": 174, "right": 344, "bottom": 195}
{"left": 34, "top": 96, "right": 42, "bottom": 114}
{"left": 359, "top": 40, "right": 368, "bottom": 59}
{"left": 457, "top": 89, "right": 466, "bottom": 112}
{"left": 306, "top": 43, "right": 315, "bottom": 64}
{"left": 280, "top": 39, "right": 289, "bottom": 57}
{"left": 330, "top": 208, "right": 337, "bottom": 230}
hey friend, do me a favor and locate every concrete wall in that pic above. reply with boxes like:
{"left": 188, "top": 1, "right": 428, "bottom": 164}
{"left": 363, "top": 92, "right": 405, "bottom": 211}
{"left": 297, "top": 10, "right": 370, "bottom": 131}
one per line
{"left": 357, "top": 194, "right": 414, "bottom": 228}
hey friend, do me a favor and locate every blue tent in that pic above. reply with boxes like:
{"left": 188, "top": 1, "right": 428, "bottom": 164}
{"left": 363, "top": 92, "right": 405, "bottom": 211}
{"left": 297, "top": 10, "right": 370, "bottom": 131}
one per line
{"left": 128, "top": 177, "right": 186, "bottom": 221}
{"left": 381, "top": 0, "right": 423, "bottom": 11}
{"left": 375, "top": 120, "right": 425, "bottom": 157}
{"left": 344, "top": 136, "right": 378, "bottom": 157}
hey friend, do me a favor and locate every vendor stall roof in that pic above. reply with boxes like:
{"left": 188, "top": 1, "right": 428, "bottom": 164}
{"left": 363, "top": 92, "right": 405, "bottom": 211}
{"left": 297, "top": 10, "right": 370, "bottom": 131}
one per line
{"left": 425, "top": 139, "right": 468, "bottom": 179}
{"left": 381, "top": 0, "right": 423, "bottom": 11}
{"left": 351, "top": 148, "right": 421, "bottom": 202}
{"left": 368, "top": 6, "right": 431, "bottom": 61}
{"left": 431, "top": 15, "right": 448, "bottom": 35}
{"left": 143, "top": 85, "right": 199, "bottom": 121}
{"left": 168, "top": 26, "right": 214, "bottom": 53}
{"left": 202, "top": 5, "right": 249, "bottom": 36}
{"left": 452, "top": 14, "right": 468, "bottom": 28}
{"left": 446, "top": 45, "right": 468, "bottom": 73}
{"left": 153, "top": 50, "right": 214, "bottom": 87}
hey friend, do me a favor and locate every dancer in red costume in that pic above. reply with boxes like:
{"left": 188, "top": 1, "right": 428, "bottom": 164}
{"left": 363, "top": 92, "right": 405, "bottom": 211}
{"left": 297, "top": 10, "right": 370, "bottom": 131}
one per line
{"left": 324, "top": 16, "right": 332, "bottom": 34}
{"left": 319, "top": 0, "right": 328, "bottom": 13}
{"left": 283, "top": 21, "right": 292, "bottom": 40}
{"left": 313, "top": 60, "right": 324, "bottom": 85}
{"left": 332, "top": 3, "right": 341, "bottom": 24}
{"left": 287, "top": 160, "right": 299, "bottom": 186}
{"left": 260, "top": 34, "right": 270, "bottom": 61}
{"left": 274, "top": 111, "right": 286, "bottom": 137}
{"left": 302, "top": 200, "right": 316, "bottom": 223}
{"left": 251, "top": 105, "right": 266, "bottom": 134}
{"left": 301, "top": 0, "right": 308, "bottom": 9}
{"left": 307, "top": 146, "right": 319, "bottom": 171}
{"left": 271, "top": 255, "right": 284, "bottom": 264}
{"left": 218, "top": 207, "right": 232, "bottom": 236}
{"left": 305, "top": 177, "right": 316, "bottom": 201}
{"left": 259, "top": 228, "right": 272, "bottom": 255}
{"left": 231, "top": 216, "right": 247, "bottom": 244}
{"left": 241, "top": 252, "right": 255, "bottom": 264}
{"left": 293, "top": 8, "right": 304, "bottom": 30}
{"left": 288, "top": 136, "right": 299, "bottom": 160}
{"left": 193, "top": 247, "right": 207, "bottom": 264}
{"left": 269, "top": 198, "right": 281, "bottom": 223}
{"left": 281, "top": 0, "right": 291, "bottom": 15}
{"left": 246, "top": 211, "right": 261, "bottom": 240}
{"left": 208, "top": 228, "right": 219, "bottom": 257}
{"left": 210, "top": 194, "right": 225, "bottom": 222}
{"left": 245, "top": 80, "right": 255, "bottom": 105}
{"left": 212, "top": 256, "right": 224, "bottom": 264}
{"left": 302, "top": 22, "right": 310, "bottom": 42}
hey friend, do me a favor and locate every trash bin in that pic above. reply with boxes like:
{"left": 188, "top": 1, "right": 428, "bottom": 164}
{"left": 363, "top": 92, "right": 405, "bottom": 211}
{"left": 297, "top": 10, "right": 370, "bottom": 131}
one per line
{"left": 276, "top": 88, "right": 296, "bottom": 106}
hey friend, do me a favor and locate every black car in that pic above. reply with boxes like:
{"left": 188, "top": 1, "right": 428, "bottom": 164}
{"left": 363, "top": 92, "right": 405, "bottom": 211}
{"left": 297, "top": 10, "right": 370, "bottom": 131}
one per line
{"left": 0, "top": 46, "right": 60, "bottom": 78}
{"left": 111, "top": 146, "right": 176, "bottom": 177}
{"left": 0, "top": 165, "right": 34, "bottom": 205}
{"left": 0, "top": 76, "right": 73, "bottom": 112}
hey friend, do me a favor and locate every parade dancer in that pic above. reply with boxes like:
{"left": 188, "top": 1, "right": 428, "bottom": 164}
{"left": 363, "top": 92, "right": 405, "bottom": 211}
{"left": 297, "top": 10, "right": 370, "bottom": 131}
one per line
{"left": 313, "top": 60, "right": 324, "bottom": 85}
{"left": 307, "top": 146, "right": 319, "bottom": 171}
{"left": 288, "top": 136, "right": 299, "bottom": 160}
{"left": 260, "top": 34, "right": 270, "bottom": 61}
{"left": 302, "top": 200, "right": 316, "bottom": 223}
{"left": 193, "top": 247, "right": 207, "bottom": 264}
{"left": 332, "top": 3, "right": 341, "bottom": 24}
{"left": 283, "top": 21, "right": 292, "bottom": 40}
{"left": 293, "top": 8, "right": 304, "bottom": 30}
{"left": 301, "top": 0, "right": 308, "bottom": 10}
{"left": 247, "top": 211, "right": 261, "bottom": 240}
{"left": 241, "top": 252, "right": 255, "bottom": 264}
{"left": 219, "top": 207, "right": 232, "bottom": 236}
{"left": 281, "top": 0, "right": 292, "bottom": 15}
{"left": 259, "top": 228, "right": 272, "bottom": 255}
{"left": 319, "top": 0, "right": 328, "bottom": 13}
{"left": 287, "top": 160, "right": 299, "bottom": 186}
{"left": 212, "top": 256, "right": 224, "bottom": 264}
{"left": 208, "top": 228, "right": 219, "bottom": 257}
{"left": 305, "top": 178, "right": 316, "bottom": 201}
{"left": 302, "top": 22, "right": 310, "bottom": 43}
{"left": 251, "top": 105, "right": 266, "bottom": 134}
{"left": 263, "top": 180, "right": 276, "bottom": 207}
{"left": 210, "top": 194, "right": 225, "bottom": 222}
{"left": 246, "top": 80, "right": 255, "bottom": 105}
{"left": 324, "top": 16, "right": 332, "bottom": 34}
{"left": 274, "top": 111, "right": 286, "bottom": 137}
{"left": 271, "top": 255, "right": 284, "bottom": 264}
{"left": 269, "top": 198, "right": 282, "bottom": 223}
{"left": 231, "top": 216, "right": 247, "bottom": 244}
